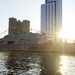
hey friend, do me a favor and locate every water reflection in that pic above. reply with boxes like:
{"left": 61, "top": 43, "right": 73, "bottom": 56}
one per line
{"left": 4, "top": 52, "right": 75, "bottom": 75}
{"left": 5, "top": 52, "right": 42, "bottom": 75}
{"left": 40, "top": 54, "right": 61, "bottom": 75}
{"left": 0, "top": 52, "right": 8, "bottom": 73}
{"left": 1, "top": 52, "right": 75, "bottom": 75}
{"left": 60, "top": 55, "right": 75, "bottom": 75}
{"left": 60, "top": 56, "right": 68, "bottom": 75}
{"left": 0, "top": 52, "right": 62, "bottom": 75}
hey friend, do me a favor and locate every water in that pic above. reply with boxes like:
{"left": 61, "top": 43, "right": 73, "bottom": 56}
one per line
{"left": 0, "top": 52, "right": 75, "bottom": 75}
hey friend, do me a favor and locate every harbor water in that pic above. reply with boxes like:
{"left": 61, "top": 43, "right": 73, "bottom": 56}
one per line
{"left": 0, "top": 52, "right": 75, "bottom": 75}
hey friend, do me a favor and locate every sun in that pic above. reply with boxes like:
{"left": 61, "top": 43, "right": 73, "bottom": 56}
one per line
{"left": 59, "top": 26, "right": 75, "bottom": 42}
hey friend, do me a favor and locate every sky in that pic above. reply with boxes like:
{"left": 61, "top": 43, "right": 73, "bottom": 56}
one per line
{"left": 0, "top": 0, "right": 75, "bottom": 38}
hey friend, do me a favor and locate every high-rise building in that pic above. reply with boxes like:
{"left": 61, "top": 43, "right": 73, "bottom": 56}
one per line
{"left": 9, "top": 17, "right": 30, "bottom": 35}
{"left": 41, "top": 0, "right": 62, "bottom": 41}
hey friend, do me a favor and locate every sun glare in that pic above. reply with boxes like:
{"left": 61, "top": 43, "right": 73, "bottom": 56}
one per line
{"left": 59, "top": 26, "right": 75, "bottom": 42}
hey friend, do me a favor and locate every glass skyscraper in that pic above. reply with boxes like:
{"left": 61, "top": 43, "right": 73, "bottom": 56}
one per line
{"left": 41, "top": 0, "right": 62, "bottom": 41}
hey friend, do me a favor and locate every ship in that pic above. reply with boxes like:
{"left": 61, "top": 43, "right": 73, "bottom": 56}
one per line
{"left": 0, "top": 17, "right": 75, "bottom": 54}
{"left": 0, "top": 17, "right": 51, "bottom": 52}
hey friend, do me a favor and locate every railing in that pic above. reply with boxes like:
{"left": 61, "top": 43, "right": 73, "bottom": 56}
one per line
{"left": 0, "top": 30, "right": 8, "bottom": 39}
{"left": 0, "top": 28, "right": 42, "bottom": 39}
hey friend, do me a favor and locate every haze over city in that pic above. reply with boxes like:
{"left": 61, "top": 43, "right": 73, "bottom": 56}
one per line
{"left": 0, "top": 0, "right": 75, "bottom": 40}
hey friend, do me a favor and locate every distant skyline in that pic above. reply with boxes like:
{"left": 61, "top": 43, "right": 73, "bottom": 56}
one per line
{"left": 0, "top": 0, "right": 75, "bottom": 37}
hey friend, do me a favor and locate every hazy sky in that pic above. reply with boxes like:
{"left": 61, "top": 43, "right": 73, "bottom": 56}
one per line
{"left": 0, "top": 0, "right": 75, "bottom": 36}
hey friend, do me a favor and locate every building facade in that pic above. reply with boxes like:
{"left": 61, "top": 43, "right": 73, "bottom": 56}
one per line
{"left": 9, "top": 17, "right": 30, "bottom": 35}
{"left": 41, "top": 0, "right": 62, "bottom": 41}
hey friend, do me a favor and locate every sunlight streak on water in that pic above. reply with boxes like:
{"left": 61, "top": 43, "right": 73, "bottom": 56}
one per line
{"left": 60, "top": 56, "right": 68, "bottom": 75}
{"left": 60, "top": 55, "right": 75, "bottom": 75}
